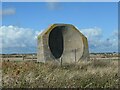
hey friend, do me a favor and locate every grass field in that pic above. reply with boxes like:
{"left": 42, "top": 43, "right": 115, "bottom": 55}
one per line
{"left": 2, "top": 59, "right": 119, "bottom": 88}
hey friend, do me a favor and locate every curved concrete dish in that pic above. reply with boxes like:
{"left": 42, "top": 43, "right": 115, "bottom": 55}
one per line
{"left": 37, "top": 24, "right": 89, "bottom": 64}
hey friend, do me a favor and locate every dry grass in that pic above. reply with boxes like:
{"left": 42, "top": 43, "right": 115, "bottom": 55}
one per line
{"left": 2, "top": 59, "right": 119, "bottom": 88}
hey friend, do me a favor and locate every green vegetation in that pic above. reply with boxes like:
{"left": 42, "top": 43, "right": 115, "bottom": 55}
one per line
{"left": 37, "top": 35, "right": 41, "bottom": 40}
{"left": 2, "top": 59, "right": 119, "bottom": 88}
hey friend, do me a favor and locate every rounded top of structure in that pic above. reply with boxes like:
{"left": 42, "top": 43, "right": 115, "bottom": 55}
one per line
{"left": 38, "top": 23, "right": 87, "bottom": 39}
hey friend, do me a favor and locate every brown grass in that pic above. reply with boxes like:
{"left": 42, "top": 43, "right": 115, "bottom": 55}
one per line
{"left": 2, "top": 59, "right": 119, "bottom": 88}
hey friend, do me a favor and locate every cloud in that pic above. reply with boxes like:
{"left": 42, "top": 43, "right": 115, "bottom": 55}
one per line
{"left": 81, "top": 28, "right": 118, "bottom": 53}
{"left": 47, "top": 2, "right": 57, "bottom": 10}
{"left": 0, "top": 25, "right": 42, "bottom": 48}
{"left": 44, "top": 0, "right": 60, "bottom": 10}
{"left": 34, "top": 29, "right": 44, "bottom": 39}
{"left": 0, "top": 25, "right": 118, "bottom": 53}
{"left": 81, "top": 27, "right": 102, "bottom": 40}
{"left": 0, "top": 8, "right": 15, "bottom": 15}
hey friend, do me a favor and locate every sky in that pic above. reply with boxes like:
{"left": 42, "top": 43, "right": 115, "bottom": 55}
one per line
{"left": 1, "top": 2, "right": 118, "bottom": 53}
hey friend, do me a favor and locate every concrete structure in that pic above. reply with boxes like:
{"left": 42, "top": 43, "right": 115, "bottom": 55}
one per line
{"left": 37, "top": 24, "right": 89, "bottom": 64}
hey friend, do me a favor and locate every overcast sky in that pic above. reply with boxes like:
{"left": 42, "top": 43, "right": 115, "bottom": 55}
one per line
{"left": 1, "top": 2, "right": 118, "bottom": 53}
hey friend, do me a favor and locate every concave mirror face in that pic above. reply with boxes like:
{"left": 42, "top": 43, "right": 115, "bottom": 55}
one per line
{"left": 49, "top": 26, "right": 64, "bottom": 59}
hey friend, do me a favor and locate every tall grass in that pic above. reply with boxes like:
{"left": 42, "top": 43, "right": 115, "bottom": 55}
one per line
{"left": 2, "top": 59, "right": 119, "bottom": 88}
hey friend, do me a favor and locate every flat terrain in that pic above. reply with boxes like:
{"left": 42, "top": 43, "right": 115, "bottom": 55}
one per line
{"left": 1, "top": 54, "right": 119, "bottom": 88}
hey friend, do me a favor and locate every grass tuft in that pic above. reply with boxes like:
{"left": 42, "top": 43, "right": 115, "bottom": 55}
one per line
{"left": 2, "top": 59, "right": 119, "bottom": 88}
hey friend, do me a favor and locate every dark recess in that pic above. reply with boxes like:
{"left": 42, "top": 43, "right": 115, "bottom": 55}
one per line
{"left": 49, "top": 26, "right": 65, "bottom": 59}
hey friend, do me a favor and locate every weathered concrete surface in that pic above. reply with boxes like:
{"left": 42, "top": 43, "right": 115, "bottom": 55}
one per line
{"left": 37, "top": 24, "right": 89, "bottom": 64}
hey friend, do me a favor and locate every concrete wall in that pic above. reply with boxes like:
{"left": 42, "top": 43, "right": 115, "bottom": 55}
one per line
{"left": 37, "top": 24, "right": 89, "bottom": 64}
